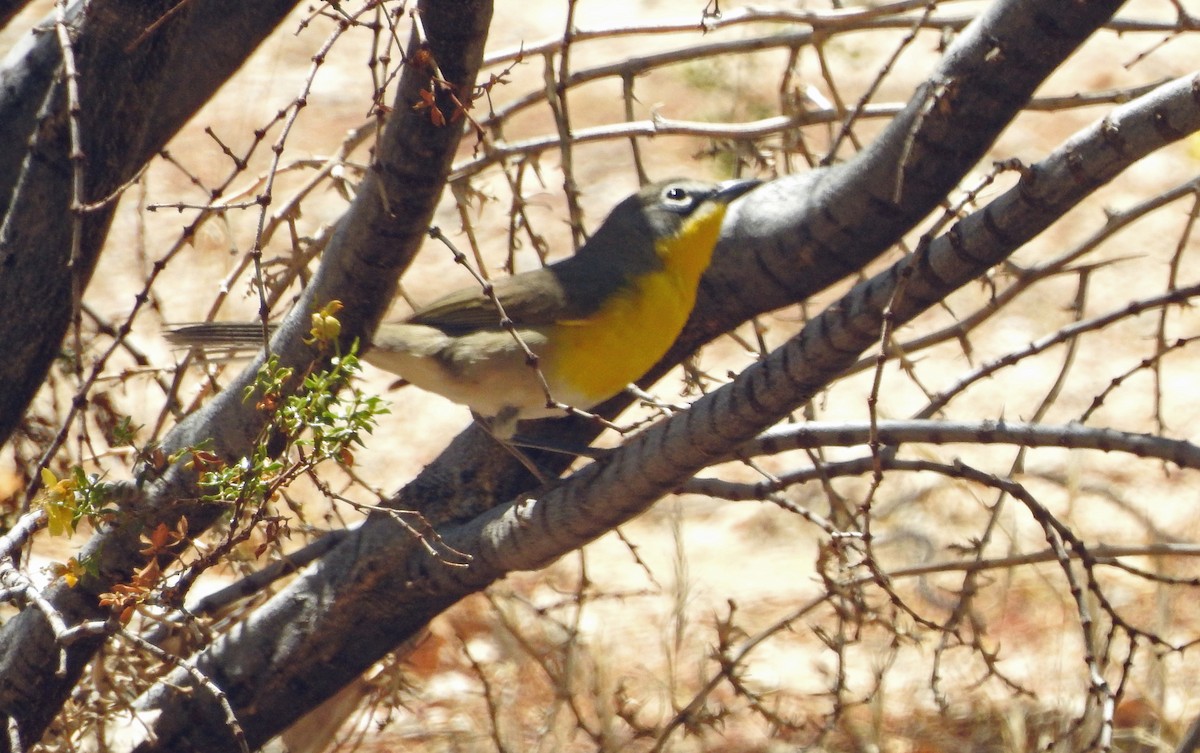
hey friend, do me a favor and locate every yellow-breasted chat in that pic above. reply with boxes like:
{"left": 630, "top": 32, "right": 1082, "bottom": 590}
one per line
{"left": 169, "top": 177, "right": 759, "bottom": 438}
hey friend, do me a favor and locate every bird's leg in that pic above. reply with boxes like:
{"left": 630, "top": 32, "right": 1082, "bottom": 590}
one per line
{"left": 471, "top": 410, "right": 552, "bottom": 484}
{"left": 506, "top": 433, "right": 611, "bottom": 461}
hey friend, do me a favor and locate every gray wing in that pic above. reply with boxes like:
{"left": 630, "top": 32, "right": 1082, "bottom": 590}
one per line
{"left": 407, "top": 258, "right": 625, "bottom": 333}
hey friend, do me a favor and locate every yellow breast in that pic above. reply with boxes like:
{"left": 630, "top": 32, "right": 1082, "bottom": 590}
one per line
{"left": 540, "top": 202, "right": 726, "bottom": 408}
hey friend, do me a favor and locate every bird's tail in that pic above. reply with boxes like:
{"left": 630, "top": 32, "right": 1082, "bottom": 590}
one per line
{"left": 166, "top": 322, "right": 276, "bottom": 350}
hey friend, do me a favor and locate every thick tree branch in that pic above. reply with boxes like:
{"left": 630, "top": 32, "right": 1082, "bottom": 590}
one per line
{"left": 22, "top": 1, "right": 501, "bottom": 751}
{"left": 119, "top": 2, "right": 1157, "bottom": 749}
{"left": 0, "top": 0, "right": 493, "bottom": 748}
{"left": 0, "top": 0, "right": 302, "bottom": 444}
{"left": 0, "top": 0, "right": 306, "bottom": 746}
{"left": 414, "top": 67, "right": 1200, "bottom": 627}
{"left": 504, "top": 0, "right": 1134, "bottom": 456}
{"left": 686, "top": 0, "right": 1131, "bottom": 351}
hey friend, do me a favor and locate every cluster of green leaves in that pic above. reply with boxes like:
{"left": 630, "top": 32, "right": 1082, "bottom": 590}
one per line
{"left": 42, "top": 311, "right": 387, "bottom": 622}
{"left": 192, "top": 344, "right": 388, "bottom": 512}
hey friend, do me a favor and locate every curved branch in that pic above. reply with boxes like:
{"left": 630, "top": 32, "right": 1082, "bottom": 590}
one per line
{"left": 0, "top": 0, "right": 303, "bottom": 443}
{"left": 118, "top": 1, "right": 1150, "bottom": 748}
{"left": 0, "top": 0, "right": 308, "bottom": 744}
{"left": 413, "top": 59, "right": 1200, "bottom": 702}
{"left": 0, "top": 0, "right": 493, "bottom": 748}
{"left": 452, "top": 79, "right": 1169, "bottom": 181}
{"left": 678, "top": 418, "right": 1200, "bottom": 501}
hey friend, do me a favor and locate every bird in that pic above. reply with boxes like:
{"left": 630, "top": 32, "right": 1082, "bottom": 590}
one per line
{"left": 169, "top": 177, "right": 759, "bottom": 440}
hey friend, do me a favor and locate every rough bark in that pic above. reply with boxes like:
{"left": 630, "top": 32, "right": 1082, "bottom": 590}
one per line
{"left": 0, "top": 0, "right": 497, "bottom": 749}
{"left": 0, "top": 0, "right": 309, "bottom": 746}
{"left": 121, "top": 1, "right": 1140, "bottom": 750}
{"left": 0, "top": 0, "right": 300, "bottom": 443}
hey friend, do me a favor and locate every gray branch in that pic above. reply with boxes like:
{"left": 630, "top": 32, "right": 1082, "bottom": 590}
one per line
{"left": 0, "top": 0, "right": 302, "bottom": 442}
{"left": 0, "top": 0, "right": 493, "bottom": 747}
{"left": 714, "top": 417, "right": 1200, "bottom": 489}
{"left": 0, "top": 0, "right": 306, "bottom": 745}
{"left": 118, "top": 2, "right": 1152, "bottom": 751}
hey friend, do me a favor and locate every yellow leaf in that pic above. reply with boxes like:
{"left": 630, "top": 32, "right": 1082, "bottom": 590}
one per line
{"left": 44, "top": 501, "right": 72, "bottom": 538}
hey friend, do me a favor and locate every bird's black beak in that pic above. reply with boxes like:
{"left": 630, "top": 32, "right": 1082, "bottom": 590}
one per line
{"left": 713, "top": 178, "right": 761, "bottom": 204}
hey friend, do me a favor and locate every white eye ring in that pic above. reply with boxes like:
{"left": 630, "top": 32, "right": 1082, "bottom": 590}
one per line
{"left": 662, "top": 185, "right": 695, "bottom": 210}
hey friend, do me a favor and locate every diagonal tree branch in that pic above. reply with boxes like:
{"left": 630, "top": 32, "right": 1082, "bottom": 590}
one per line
{"left": 0, "top": 0, "right": 303, "bottom": 444}
{"left": 363, "top": 62, "right": 1200, "bottom": 685}
{"left": 510, "top": 0, "right": 1133, "bottom": 456}
{"left": 680, "top": 0, "right": 1134, "bottom": 358}
{"left": 122, "top": 2, "right": 1157, "bottom": 750}
{"left": 515, "top": 69, "right": 1199, "bottom": 570}
{"left": 0, "top": 0, "right": 494, "bottom": 748}
{"left": 391, "top": 0, "right": 1140, "bottom": 529}
{"left": 0, "top": 0, "right": 310, "bottom": 746}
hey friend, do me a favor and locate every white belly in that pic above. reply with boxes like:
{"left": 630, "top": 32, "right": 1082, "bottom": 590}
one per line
{"left": 363, "top": 323, "right": 565, "bottom": 423}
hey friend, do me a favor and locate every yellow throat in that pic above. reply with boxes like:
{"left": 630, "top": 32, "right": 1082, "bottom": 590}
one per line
{"left": 541, "top": 200, "right": 730, "bottom": 407}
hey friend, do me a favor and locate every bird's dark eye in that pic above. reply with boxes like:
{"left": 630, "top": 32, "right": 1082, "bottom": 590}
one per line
{"left": 662, "top": 185, "right": 694, "bottom": 211}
